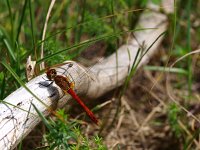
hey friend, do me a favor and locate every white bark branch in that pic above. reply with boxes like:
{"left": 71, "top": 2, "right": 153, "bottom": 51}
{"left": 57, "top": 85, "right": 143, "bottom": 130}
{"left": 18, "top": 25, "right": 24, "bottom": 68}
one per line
{"left": 0, "top": 2, "right": 171, "bottom": 149}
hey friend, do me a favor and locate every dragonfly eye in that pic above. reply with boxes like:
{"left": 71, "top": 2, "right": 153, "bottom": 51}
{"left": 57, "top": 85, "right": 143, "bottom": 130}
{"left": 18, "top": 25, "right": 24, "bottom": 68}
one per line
{"left": 52, "top": 69, "right": 57, "bottom": 75}
{"left": 46, "top": 69, "right": 57, "bottom": 80}
{"left": 49, "top": 70, "right": 55, "bottom": 78}
{"left": 68, "top": 63, "right": 73, "bottom": 68}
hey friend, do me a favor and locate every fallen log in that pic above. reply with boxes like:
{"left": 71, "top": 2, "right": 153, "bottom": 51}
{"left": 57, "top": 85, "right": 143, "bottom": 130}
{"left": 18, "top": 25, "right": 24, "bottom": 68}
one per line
{"left": 0, "top": 1, "right": 170, "bottom": 149}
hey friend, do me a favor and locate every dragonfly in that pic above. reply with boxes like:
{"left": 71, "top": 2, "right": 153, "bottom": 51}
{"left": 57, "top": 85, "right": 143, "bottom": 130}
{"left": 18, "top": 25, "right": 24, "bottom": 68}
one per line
{"left": 45, "top": 65, "right": 99, "bottom": 125}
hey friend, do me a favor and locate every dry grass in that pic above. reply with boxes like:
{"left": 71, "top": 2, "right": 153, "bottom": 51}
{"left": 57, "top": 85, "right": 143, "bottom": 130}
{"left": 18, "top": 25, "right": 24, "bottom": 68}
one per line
{"left": 20, "top": 45, "right": 200, "bottom": 150}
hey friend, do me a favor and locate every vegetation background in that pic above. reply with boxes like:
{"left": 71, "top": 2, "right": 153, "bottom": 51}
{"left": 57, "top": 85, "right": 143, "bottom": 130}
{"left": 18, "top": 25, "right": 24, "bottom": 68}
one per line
{"left": 1, "top": 0, "right": 200, "bottom": 149}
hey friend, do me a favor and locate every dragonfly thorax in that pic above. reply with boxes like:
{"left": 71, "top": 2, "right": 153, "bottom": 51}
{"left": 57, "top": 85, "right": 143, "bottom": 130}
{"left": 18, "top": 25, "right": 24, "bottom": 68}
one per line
{"left": 54, "top": 75, "right": 71, "bottom": 91}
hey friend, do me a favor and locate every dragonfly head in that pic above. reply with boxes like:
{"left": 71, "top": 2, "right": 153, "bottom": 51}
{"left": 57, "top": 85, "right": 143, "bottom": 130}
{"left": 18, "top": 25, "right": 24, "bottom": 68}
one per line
{"left": 46, "top": 69, "right": 57, "bottom": 80}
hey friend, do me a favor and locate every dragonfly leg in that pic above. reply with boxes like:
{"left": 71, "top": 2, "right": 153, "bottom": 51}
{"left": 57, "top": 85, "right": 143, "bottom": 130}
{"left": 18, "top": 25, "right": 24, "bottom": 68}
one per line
{"left": 57, "top": 63, "right": 73, "bottom": 75}
{"left": 38, "top": 81, "right": 54, "bottom": 88}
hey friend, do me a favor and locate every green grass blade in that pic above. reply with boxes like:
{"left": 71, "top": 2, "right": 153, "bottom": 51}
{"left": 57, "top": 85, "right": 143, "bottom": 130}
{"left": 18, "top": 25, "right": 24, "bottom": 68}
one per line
{"left": 16, "top": 0, "right": 28, "bottom": 42}
{"left": 6, "top": 0, "right": 14, "bottom": 46}
{"left": 186, "top": 0, "right": 192, "bottom": 96}
{"left": 1, "top": 100, "right": 35, "bottom": 115}
{"left": 28, "top": 0, "right": 36, "bottom": 52}
{"left": 144, "top": 66, "right": 188, "bottom": 75}
{"left": 32, "top": 103, "right": 52, "bottom": 130}
{"left": 120, "top": 31, "right": 166, "bottom": 97}
{"left": 36, "top": 28, "right": 156, "bottom": 64}
{"left": 74, "top": 0, "right": 86, "bottom": 44}
{"left": 1, "top": 59, "right": 48, "bottom": 108}
{"left": 18, "top": 103, "right": 32, "bottom": 150}
{"left": 0, "top": 72, "right": 6, "bottom": 99}
{"left": 36, "top": 8, "right": 146, "bottom": 47}
{"left": 120, "top": 47, "right": 141, "bottom": 98}
{"left": 0, "top": 28, "right": 16, "bottom": 62}
{"left": 110, "top": 0, "right": 117, "bottom": 32}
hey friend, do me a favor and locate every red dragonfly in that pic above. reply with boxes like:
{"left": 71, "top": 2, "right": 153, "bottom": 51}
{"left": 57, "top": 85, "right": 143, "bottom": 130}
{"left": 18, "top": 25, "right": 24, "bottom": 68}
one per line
{"left": 46, "top": 67, "right": 98, "bottom": 125}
